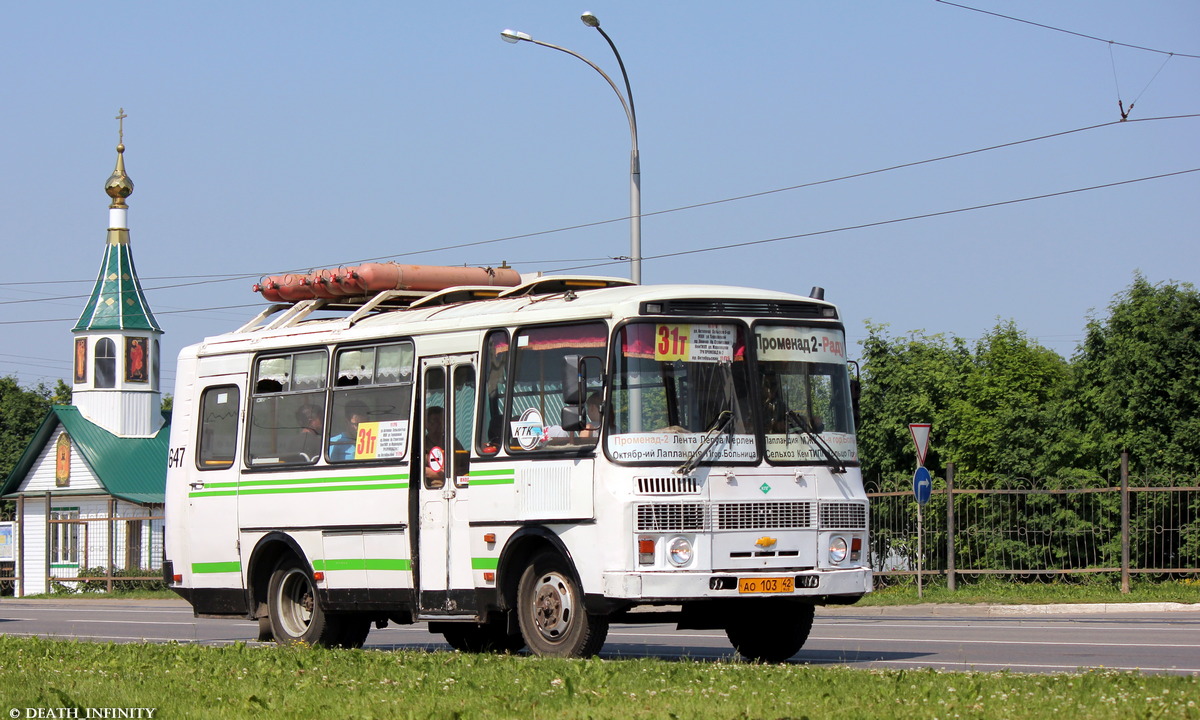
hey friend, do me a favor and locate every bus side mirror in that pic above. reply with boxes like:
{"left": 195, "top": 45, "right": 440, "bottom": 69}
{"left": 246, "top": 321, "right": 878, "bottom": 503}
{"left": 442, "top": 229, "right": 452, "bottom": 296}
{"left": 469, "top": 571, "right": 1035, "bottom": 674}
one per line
{"left": 563, "top": 355, "right": 584, "bottom": 406}
{"left": 848, "top": 360, "right": 862, "bottom": 429}
{"left": 561, "top": 355, "right": 587, "bottom": 432}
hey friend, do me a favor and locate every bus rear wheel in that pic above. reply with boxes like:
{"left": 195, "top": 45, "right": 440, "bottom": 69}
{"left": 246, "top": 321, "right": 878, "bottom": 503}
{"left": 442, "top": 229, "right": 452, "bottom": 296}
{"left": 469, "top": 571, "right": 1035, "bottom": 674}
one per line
{"left": 725, "top": 601, "right": 814, "bottom": 663}
{"left": 267, "top": 555, "right": 368, "bottom": 648}
{"left": 516, "top": 551, "right": 608, "bottom": 658}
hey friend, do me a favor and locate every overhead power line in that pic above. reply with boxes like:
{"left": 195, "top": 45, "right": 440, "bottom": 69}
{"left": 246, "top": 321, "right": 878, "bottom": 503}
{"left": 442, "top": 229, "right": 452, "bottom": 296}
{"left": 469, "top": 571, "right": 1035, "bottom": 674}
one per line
{"left": 935, "top": 0, "right": 1200, "bottom": 59}
{"left": 546, "top": 168, "right": 1200, "bottom": 273}
{"left": 0, "top": 115, "right": 1196, "bottom": 297}
{"left": 0, "top": 303, "right": 263, "bottom": 326}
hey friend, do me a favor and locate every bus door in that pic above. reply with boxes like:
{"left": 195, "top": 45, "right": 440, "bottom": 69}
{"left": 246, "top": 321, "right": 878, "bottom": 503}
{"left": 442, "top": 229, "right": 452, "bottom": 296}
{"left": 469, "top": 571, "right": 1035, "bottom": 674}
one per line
{"left": 415, "top": 354, "right": 477, "bottom": 615}
{"left": 185, "top": 378, "right": 247, "bottom": 610}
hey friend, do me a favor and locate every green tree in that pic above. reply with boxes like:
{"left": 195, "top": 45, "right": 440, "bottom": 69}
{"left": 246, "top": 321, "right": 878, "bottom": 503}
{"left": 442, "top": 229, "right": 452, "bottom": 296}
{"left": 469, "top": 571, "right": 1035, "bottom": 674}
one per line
{"left": 52, "top": 379, "right": 72, "bottom": 405}
{"left": 857, "top": 321, "right": 1070, "bottom": 483}
{"left": 856, "top": 323, "right": 970, "bottom": 486}
{"left": 1065, "top": 274, "right": 1200, "bottom": 477}
{"left": 0, "top": 376, "right": 55, "bottom": 480}
{"left": 951, "top": 321, "right": 1070, "bottom": 478}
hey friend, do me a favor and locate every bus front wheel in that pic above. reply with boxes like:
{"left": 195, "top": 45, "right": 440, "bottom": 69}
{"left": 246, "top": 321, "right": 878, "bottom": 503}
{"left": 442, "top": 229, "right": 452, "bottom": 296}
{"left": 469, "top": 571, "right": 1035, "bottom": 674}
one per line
{"left": 516, "top": 551, "right": 608, "bottom": 658}
{"left": 725, "top": 601, "right": 814, "bottom": 662}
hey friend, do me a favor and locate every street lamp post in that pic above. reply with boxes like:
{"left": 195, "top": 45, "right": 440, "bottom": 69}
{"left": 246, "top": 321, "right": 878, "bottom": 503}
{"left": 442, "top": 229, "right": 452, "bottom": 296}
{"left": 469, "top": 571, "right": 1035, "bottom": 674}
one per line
{"left": 501, "top": 12, "right": 641, "bottom": 284}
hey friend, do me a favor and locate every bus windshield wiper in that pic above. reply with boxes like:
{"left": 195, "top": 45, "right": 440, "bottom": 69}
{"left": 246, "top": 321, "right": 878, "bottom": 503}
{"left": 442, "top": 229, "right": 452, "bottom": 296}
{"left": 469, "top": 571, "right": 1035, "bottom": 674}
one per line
{"left": 675, "top": 409, "right": 734, "bottom": 476}
{"left": 786, "top": 410, "right": 846, "bottom": 474}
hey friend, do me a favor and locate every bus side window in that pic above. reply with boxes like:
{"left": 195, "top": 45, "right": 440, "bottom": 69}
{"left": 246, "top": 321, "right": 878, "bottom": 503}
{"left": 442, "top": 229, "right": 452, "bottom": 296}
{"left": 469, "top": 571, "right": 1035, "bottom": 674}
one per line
{"left": 246, "top": 350, "right": 329, "bottom": 466}
{"left": 197, "top": 385, "right": 240, "bottom": 470}
{"left": 452, "top": 364, "right": 475, "bottom": 481}
{"left": 327, "top": 342, "right": 414, "bottom": 463}
{"left": 507, "top": 322, "right": 606, "bottom": 453}
{"left": 477, "top": 330, "right": 509, "bottom": 456}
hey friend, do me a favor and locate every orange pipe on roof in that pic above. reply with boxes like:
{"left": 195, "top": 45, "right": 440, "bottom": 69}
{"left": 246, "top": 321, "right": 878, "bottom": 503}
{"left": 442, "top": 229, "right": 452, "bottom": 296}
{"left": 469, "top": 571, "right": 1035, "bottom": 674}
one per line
{"left": 253, "top": 263, "right": 521, "bottom": 301}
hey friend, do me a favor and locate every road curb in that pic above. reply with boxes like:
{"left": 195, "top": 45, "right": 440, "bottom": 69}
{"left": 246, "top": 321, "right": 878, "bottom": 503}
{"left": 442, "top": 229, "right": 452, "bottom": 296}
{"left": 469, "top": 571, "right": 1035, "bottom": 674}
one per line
{"left": 820, "top": 601, "right": 1200, "bottom": 617}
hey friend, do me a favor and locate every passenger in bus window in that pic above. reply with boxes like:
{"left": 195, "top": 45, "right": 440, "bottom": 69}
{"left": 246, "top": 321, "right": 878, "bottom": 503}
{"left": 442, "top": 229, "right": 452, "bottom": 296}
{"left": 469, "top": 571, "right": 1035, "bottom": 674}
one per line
{"left": 424, "top": 406, "right": 462, "bottom": 488}
{"left": 578, "top": 393, "right": 603, "bottom": 439}
{"left": 329, "top": 401, "right": 368, "bottom": 460}
{"left": 295, "top": 404, "right": 324, "bottom": 461}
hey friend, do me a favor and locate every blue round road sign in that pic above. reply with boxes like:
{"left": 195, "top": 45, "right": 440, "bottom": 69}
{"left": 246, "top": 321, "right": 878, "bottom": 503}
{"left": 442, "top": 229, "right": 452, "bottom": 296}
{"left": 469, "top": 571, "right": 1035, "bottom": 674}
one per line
{"left": 913, "top": 466, "right": 933, "bottom": 505}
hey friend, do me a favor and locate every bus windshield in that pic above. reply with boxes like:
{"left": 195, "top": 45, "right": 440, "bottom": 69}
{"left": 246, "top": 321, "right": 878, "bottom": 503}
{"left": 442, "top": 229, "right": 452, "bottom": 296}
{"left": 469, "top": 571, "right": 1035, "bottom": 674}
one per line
{"left": 608, "top": 322, "right": 757, "bottom": 466}
{"left": 755, "top": 324, "right": 858, "bottom": 465}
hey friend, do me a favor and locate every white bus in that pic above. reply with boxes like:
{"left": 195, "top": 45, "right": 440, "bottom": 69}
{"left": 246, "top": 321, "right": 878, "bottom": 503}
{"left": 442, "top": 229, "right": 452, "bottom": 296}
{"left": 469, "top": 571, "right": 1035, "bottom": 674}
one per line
{"left": 164, "top": 265, "right": 871, "bottom": 661}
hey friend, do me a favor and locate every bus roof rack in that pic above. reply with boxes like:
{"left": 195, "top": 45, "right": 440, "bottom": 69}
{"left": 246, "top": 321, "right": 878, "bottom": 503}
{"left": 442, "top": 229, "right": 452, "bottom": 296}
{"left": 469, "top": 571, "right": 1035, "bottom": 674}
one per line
{"left": 408, "top": 285, "right": 508, "bottom": 308}
{"left": 499, "top": 276, "right": 635, "bottom": 298}
{"left": 237, "top": 275, "right": 636, "bottom": 333}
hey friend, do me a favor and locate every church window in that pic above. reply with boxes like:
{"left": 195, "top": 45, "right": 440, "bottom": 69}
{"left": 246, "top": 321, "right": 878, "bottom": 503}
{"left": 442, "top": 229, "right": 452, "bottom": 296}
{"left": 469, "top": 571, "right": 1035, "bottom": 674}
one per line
{"left": 95, "top": 338, "right": 116, "bottom": 388}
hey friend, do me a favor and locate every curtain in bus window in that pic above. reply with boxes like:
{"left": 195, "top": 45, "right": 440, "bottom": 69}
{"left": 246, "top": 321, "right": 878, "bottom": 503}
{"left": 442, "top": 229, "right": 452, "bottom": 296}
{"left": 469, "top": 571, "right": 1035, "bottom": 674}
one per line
{"left": 336, "top": 348, "right": 374, "bottom": 386}
{"left": 376, "top": 344, "right": 412, "bottom": 384}
{"left": 507, "top": 322, "right": 606, "bottom": 453}
{"left": 293, "top": 352, "right": 327, "bottom": 390}
{"left": 255, "top": 356, "right": 290, "bottom": 392}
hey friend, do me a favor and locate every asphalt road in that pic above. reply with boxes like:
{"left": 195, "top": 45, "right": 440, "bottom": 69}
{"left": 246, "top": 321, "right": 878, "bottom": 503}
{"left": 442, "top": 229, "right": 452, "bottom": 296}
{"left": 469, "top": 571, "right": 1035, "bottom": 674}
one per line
{"left": 2, "top": 598, "right": 1197, "bottom": 676}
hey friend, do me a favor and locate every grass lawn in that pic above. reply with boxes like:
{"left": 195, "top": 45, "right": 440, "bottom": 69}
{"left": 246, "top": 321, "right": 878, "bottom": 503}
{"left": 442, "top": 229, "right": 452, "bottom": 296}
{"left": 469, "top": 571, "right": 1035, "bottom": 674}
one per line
{"left": 0, "top": 637, "right": 1196, "bottom": 720}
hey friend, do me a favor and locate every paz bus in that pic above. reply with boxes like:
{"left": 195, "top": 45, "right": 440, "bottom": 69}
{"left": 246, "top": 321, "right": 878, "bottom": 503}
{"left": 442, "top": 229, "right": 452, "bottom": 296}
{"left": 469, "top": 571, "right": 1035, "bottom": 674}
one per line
{"left": 163, "top": 263, "right": 871, "bottom": 660}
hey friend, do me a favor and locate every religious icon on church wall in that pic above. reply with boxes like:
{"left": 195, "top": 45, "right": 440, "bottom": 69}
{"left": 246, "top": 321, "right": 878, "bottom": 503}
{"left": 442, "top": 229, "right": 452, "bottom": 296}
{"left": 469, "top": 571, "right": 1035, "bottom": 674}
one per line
{"left": 56, "top": 432, "right": 72, "bottom": 487}
{"left": 74, "top": 338, "right": 88, "bottom": 384}
{"left": 126, "top": 336, "right": 149, "bottom": 383}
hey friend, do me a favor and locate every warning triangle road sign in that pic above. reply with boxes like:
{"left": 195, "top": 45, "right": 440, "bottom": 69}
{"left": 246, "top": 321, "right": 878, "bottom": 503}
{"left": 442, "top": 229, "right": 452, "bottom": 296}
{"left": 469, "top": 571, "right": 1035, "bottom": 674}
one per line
{"left": 909, "top": 423, "right": 931, "bottom": 466}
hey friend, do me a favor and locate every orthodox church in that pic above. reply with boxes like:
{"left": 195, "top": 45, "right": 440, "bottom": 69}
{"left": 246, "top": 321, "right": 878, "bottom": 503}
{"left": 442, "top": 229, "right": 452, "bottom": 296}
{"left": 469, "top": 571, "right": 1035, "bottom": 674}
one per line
{"left": 1, "top": 114, "right": 170, "bottom": 595}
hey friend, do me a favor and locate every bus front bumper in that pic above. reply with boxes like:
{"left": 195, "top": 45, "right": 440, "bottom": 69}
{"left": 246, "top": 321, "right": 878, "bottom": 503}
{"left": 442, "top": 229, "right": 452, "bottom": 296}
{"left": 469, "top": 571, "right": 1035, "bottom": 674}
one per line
{"left": 600, "top": 566, "right": 872, "bottom": 601}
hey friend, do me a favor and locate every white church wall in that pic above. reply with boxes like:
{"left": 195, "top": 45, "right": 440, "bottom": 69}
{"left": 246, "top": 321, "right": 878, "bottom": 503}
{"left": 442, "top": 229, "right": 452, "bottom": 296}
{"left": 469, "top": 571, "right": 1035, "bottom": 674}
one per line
{"left": 20, "top": 427, "right": 103, "bottom": 494}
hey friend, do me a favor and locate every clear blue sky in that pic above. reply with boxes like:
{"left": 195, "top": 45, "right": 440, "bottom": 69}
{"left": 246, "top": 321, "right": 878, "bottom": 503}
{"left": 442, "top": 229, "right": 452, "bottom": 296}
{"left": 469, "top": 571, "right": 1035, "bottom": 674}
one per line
{"left": 2, "top": 1, "right": 1197, "bottom": 391}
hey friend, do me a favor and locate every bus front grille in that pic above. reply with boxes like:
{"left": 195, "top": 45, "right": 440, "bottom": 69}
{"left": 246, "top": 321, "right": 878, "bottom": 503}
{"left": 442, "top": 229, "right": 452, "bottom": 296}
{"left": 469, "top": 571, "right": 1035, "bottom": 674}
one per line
{"left": 715, "top": 501, "right": 814, "bottom": 530}
{"left": 819, "top": 502, "right": 867, "bottom": 529}
{"left": 636, "top": 476, "right": 700, "bottom": 495}
{"left": 636, "top": 503, "right": 709, "bottom": 531}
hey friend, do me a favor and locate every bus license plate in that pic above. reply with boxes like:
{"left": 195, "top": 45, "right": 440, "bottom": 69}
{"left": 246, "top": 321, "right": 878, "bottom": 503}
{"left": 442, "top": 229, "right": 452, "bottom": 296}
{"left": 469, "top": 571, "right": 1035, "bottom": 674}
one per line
{"left": 737, "top": 576, "right": 794, "bottom": 594}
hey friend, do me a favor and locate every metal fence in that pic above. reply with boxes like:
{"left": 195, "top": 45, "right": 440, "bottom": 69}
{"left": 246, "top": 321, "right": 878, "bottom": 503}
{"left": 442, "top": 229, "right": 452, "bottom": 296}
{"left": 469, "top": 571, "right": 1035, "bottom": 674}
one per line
{"left": 867, "top": 455, "right": 1200, "bottom": 591}
{"left": 1, "top": 500, "right": 164, "bottom": 596}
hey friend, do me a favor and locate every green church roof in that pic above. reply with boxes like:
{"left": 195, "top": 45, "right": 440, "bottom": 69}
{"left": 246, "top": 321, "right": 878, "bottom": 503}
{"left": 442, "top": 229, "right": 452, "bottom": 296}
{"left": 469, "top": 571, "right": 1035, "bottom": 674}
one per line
{"left": 1, "top": 405, "right": 170, "bottom": 504}
{"left": 73, "top": 236, "right": 162, "bottom": 333}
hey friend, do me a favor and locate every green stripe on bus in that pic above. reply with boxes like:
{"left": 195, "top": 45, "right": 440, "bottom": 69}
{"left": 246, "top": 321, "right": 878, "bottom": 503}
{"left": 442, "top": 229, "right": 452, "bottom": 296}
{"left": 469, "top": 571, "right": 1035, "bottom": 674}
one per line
{"left": 471, "top": 557, "right": 499, "bottom": 570}
{"left": 192, "top": 561, "right": 242, "bottom": 574}
{"left": 313, "top": 558, "right": 411, "bottom": 572}
{"left": 237, "top": 473, "right": 409, "bottom": 488}
{"left": 468, "top": 469, "right": 516, "bottom": 486}
{"left": 191, "top": 476, "right": 410, "bottom": 498}
{"left": 236, "top": 483, "right": 408, "bottom": 496}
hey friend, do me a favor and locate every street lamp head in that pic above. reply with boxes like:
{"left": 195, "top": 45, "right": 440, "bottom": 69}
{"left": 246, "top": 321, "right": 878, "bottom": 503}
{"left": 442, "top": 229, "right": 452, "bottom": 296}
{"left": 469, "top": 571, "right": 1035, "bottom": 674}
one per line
{"left": 580, "top": 11, "right": 600, "bottom": 28}
{"left": 501, "top": 29, "right": 532, "bottom": 44}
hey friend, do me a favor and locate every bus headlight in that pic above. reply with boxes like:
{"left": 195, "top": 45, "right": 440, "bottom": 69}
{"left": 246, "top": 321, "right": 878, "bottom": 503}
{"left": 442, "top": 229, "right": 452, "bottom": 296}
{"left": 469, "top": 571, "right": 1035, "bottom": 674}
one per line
{"left": 667, "top": 536, "right": 693, "bottom": 567}
{"left": 829, "top": 536, "right": 848, "bottom": 564}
